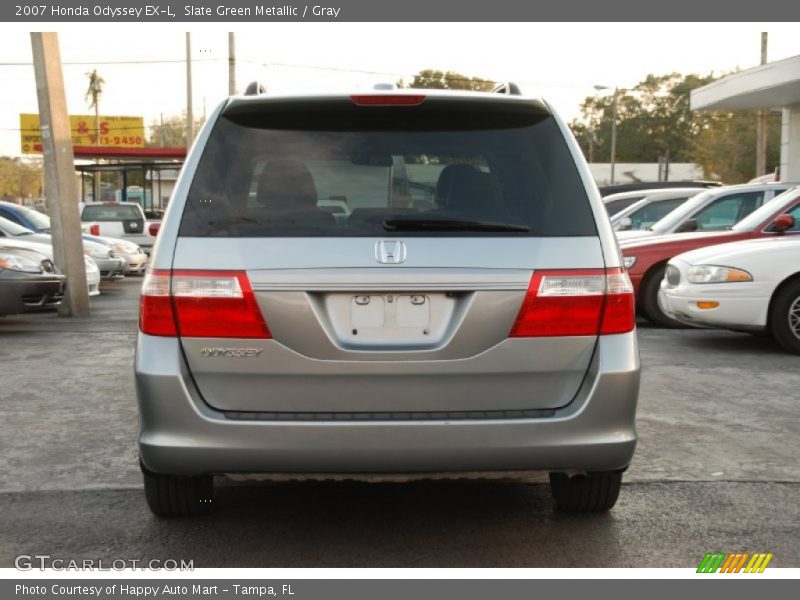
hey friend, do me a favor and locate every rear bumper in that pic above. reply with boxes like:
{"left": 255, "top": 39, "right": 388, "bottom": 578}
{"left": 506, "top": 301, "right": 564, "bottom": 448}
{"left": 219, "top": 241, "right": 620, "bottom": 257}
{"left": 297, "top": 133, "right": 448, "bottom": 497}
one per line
{"left": 94, "top": 257, "right": 126, "bottom": 280}
{"left": 136, "top": 332, "right": 640, "bottom": 476}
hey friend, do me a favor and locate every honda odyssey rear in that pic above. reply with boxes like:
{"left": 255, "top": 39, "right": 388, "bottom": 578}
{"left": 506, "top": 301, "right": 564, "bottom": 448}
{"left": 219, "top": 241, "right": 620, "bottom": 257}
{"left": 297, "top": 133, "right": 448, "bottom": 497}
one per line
{"left": 135, "top": 88, "right": 640, "bottom": 516}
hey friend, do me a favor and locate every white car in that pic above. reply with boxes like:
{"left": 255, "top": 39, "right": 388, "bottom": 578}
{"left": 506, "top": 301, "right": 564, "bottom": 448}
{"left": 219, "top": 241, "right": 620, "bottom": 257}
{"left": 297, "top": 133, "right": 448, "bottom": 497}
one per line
{"left": 659, "top": 235, "right": 800, "bottom": 354}
{"left": 0, "top": 238, "right": 101, "bottom": 296}
{"left": 80, "top": 202, "right": 153, "bottom": 252}
{"left": 616, "top": 182, "right": 793, "bottom": 242}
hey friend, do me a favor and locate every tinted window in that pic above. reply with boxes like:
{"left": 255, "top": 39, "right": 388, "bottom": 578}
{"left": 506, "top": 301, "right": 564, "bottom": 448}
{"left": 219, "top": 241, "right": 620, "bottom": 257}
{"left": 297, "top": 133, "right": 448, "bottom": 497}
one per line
{"left": 693, "top": 192, "right": 763, "bottom": 231}
{"left": 627, "top": 197, "right": 687, "bottom": 229}
{"left": 82, "top": 204, "right": 143, "bottom": 221}
{"left": 604, "top": 196, "right": 644, "bottom": 216}
{"left": 179, "top": 107, "right": 596, "bottom": 237}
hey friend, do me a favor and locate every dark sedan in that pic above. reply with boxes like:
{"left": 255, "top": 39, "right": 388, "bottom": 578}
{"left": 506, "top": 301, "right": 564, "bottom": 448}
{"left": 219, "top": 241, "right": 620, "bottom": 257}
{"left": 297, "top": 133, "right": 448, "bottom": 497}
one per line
{"left": 0, "top": 246, "right": 65, "bottom": 316}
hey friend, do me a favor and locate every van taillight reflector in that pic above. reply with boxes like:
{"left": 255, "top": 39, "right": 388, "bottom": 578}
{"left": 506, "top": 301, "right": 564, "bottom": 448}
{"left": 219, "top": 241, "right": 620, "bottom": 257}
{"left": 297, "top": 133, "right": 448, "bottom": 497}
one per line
{"left": 350, "top": 94, "right": 426, "bottom": 106}
{"left": 90, "top": 224, "right": 100, "bottom": 236}
{"left": 139, "top": 269, "right": 271, "bottom": 339}
{"left": 509, "top": 268, "right": 635, "bottom": 337}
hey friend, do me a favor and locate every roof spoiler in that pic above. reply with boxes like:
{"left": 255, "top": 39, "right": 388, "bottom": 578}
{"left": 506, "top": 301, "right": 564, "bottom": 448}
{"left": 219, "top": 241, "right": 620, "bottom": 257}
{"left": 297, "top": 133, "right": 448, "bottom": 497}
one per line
{"left": 491, "top": 82, "right": 522, "bottom": 95}
{"left": 244, "top": 81, "right": 267, "bottom": 96}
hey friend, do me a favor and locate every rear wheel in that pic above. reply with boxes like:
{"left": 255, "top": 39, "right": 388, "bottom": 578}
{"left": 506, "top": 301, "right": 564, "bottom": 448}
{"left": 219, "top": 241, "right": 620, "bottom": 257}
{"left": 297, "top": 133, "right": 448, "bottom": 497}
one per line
{"left": 549, "top": 471, "right": 623, "bottom": 512}
{"left": 769, "top": 279, "right": 800, "bottom": 355}
{"left": 141, "top": 461, "right": 215, "bottom": 517}
{"left": 640, "top": 265, "right": 688, "bottom": 328}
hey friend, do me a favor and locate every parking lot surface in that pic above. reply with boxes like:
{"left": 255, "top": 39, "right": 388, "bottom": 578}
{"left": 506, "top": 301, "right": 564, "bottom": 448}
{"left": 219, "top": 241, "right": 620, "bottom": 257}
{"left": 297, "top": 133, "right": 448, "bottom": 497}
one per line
{"left": 1, "top": 277, "right": 798, "bottom": 567}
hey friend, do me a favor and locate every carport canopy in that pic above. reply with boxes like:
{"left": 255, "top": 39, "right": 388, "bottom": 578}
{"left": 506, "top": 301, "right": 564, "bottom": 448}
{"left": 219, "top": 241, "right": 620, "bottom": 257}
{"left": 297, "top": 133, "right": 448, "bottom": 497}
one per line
{"left": 690, "top": 54, "right": 800, "bottom": 111}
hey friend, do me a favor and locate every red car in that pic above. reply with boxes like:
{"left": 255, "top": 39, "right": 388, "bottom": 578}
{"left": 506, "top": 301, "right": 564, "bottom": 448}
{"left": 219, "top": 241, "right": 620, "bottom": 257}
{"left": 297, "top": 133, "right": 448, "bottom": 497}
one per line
{"left": 621, "top": 187, "right": 800, "bottom": 326}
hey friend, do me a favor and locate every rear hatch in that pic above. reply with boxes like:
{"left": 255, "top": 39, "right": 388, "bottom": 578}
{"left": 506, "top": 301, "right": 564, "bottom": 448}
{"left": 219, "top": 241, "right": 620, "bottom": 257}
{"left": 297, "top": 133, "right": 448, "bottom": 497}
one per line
{"left": 161, "top": 94, "right": 615, "bottom": 416}
{"left": 82, "top": 203, "right": 146, "bottom": 239}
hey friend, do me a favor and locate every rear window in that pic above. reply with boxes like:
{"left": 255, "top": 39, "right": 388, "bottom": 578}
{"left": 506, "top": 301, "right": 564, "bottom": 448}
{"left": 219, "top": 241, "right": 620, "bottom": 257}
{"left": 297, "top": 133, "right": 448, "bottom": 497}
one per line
{"left": 82, "top": 204, "right": 143, "bottom": 222}
{"left": 179, "top": 102, "right": 596, "bottom": 237}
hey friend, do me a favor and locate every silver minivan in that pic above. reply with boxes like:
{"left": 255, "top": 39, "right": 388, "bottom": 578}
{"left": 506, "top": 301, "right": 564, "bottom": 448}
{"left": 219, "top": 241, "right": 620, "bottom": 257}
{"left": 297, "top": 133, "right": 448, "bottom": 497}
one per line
{"left": 135, "top": 88, "right": 640, "bottom": 516}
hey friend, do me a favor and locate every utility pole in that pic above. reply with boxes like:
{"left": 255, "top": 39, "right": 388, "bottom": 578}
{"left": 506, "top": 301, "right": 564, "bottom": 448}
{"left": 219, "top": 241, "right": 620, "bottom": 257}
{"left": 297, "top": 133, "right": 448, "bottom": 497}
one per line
{"left": 185, "top": 32, "right": 194, "bottom": 148}
{"left": 30, "top": 32, "right": 90, "bottom": 317}
{"left": 610, "top": 88, "right": 619, "bottom": 185}
{"left": 756, "top": 32, "right": 768, "bottom": 176}
{"left": 228, "top": 32, "right": 236, "bottom": 95}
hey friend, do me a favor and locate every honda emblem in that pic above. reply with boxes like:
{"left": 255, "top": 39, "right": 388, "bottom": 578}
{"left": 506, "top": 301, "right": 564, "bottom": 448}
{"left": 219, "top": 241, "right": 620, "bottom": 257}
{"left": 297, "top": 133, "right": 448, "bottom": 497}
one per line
{"left": 375, "top": 240, "right": 407, "bottom": 264}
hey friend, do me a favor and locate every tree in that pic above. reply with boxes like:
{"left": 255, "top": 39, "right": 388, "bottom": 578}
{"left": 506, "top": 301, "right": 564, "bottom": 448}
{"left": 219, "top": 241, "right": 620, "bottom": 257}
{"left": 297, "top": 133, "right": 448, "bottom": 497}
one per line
{"left": 692, "top": 110, "right": 782, "bottom": 182}
{"left": 569, "top": 71, "right": 782, "bottom": 183}
{"left": 0, "top": 157, "right": 43, "bottom": 200}
{"left": 145, "top": 113, "right": 206, "bottom": 148}
{"left": 398, "top": 69, "right": 495, "bottom": 91}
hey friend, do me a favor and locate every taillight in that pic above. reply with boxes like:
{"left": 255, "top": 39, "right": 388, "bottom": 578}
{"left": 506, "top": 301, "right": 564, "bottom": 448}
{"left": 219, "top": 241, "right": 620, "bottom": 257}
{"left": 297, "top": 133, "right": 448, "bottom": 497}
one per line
{"left": 90, "top": 224, "right": 100, "bottom": 236}
{"left": 350, "top": 94, "right": 426, "bottom": 106}
{"left": 509, "top": 268, "right": 634, "bottom": 337}
{"left": 139, "top": 269, "right": 271, "bottom": 339}
{"left": 148, "top": 222, "right": 161, "bottom": 237}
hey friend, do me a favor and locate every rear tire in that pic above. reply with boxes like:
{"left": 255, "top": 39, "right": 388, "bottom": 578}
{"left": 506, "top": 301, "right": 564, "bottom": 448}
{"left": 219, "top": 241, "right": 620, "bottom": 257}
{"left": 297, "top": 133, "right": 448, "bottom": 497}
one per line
{"left": 549, "top": 471, "right": 623, "bottom": 512}
{"left": 769, "top": 279, "right": 800, "bottom": 355}
{"left": 640, "top": 265, "right": 688, "bottom": 328}
{"left": 141, "top": 461, "right": 215, "bottom": 517}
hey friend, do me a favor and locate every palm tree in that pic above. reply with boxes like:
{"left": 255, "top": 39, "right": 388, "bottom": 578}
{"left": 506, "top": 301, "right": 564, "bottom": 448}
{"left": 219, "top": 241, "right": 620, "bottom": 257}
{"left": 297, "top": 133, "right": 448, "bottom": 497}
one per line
{"left": 84, "top": 69, "right": 104, "bottom": 146}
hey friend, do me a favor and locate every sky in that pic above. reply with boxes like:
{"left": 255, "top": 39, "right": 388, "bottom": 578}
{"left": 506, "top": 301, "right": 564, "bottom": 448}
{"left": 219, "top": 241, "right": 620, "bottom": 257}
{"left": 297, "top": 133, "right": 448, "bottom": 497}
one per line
{"left": 1, "top": 22, "right": 800, "bottom": 157}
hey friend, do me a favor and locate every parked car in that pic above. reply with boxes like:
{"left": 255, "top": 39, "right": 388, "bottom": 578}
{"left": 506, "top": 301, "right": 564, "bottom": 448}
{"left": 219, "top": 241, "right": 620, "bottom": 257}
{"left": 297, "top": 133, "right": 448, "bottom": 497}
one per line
{"left": 621, "top": 187, "right": 800, "bottom": 326}
{"left": 610, "top": 189, "right": 701, "bottom": 230}
{"left": 0, "top": 200, "right": 99, "bottom": 236}
{"left": 0, "top": 237, "right": 100, "bottom": 297}
{"left": 660, "top": 236, "right": 800, "bottom": 354}
{"left": 135, "top": 88, "right": 640, "bottom": 516}
{"left": 0, "top": 216, "right": 125, "bottom": 280}
{"left": 83, "top": 234, "right": 149, "bottom": 275}
{"left": 0, "top": 246, "right": 65, "bottom": 316}
{"left": 80, "top": 202, "right": 153, "bottom": 252}
{"left": 598, "top": 180, "right": 721, "bottom": 197}
{"left": 615, "top": 182, "right": 793, "bottom": 243}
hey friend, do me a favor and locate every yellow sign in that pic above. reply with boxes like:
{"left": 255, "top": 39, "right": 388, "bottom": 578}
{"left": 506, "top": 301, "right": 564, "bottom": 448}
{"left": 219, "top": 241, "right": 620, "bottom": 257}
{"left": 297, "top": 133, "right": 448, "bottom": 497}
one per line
{"left": 20, "top": 114, "right": 145, "bottom": 154}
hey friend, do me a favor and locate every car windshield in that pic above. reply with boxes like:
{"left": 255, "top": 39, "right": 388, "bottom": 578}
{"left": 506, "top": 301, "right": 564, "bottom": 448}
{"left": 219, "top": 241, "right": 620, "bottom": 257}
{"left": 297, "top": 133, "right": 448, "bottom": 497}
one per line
{"left": 647, "top": 190, "right": 716, "bottom": 233}
{"left": 12, "top": 205, "right": 51, "bottom": 231}
{"left": 179, "top": 103, "right": 597, "bottom": 237}
{"left": 732, "top": 187, "right": 799, "bottom": 231}
{"left": 0, "top": 215, "right": 36, "bottom": 236}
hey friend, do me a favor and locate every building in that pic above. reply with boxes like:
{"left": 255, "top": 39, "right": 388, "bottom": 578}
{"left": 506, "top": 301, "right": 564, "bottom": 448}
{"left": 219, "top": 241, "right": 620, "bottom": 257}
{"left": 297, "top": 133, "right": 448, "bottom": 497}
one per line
{"left": 690, "top": 54, "right": 800, "bottom": 181}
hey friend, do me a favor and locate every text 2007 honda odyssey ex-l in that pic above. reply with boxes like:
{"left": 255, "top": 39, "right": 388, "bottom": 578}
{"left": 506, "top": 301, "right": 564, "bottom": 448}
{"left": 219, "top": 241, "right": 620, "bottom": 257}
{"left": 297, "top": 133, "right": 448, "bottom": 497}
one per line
{"left": 136, "top": 87, "right": 640, "bottom": 516}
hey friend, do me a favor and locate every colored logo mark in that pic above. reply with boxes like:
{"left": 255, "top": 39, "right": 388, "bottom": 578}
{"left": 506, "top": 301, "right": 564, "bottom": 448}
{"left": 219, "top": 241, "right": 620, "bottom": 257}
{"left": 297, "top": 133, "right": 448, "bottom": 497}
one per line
{"left": 697, "top": 552, "right": 774, "bottom": 573}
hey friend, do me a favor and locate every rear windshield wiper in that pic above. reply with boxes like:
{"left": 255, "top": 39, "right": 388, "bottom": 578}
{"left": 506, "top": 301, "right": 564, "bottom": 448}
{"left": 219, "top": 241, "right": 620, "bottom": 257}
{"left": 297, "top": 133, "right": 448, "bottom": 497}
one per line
{"left": 383, "top": 218, "right": 530, "bottom": 233}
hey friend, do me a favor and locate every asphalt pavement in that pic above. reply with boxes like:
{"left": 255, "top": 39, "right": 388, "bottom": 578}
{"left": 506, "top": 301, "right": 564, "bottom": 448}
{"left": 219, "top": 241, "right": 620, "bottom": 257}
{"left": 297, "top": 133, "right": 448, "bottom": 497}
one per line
{"left": 1, "top": 277, "right": 798, "bottom": 567}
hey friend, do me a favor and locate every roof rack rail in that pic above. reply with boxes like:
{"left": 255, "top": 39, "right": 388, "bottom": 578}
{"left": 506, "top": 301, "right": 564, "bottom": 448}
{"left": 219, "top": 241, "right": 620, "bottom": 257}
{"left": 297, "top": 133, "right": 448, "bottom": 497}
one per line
{"left": 490, "top": 82, "right": 522, "bottom": 95}
{"left": 244, "top": 81, "right": 267, "bottom": 96}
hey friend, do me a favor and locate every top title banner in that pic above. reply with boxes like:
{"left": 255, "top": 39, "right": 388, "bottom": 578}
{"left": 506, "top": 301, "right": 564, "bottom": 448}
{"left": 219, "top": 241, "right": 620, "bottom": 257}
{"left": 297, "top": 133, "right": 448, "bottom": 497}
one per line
{"left": 4, "top": 0, "right": 800, "bottom": 22}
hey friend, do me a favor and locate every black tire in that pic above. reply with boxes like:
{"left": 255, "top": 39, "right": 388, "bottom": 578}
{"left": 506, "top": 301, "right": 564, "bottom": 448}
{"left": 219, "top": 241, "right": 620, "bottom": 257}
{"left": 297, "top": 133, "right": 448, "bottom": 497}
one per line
{"left": 549, "top": 471, "right": 623, "bottom": 512}
{"left": 639, "top": 265, "right": 688, "bottom": 328}
{"left": 769, "top": 279, "right": 800, "bottom": 355}
{"left": 141, "top": 462, "right": 215, "bottom": 517}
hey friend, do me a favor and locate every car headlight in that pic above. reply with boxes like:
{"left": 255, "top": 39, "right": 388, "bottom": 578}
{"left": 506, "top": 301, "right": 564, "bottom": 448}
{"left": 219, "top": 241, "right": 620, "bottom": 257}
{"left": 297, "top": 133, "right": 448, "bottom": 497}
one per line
{"left": 83, "top": 256, "right": 99, "bottom": 273}
{"left": 623, "top": 256, "right": 637, "bottom": 269}
{"left": 0, "top": 252, "right": 43, "bottom": 273}
{"left": 687, "top": 265, "right": 753, "bottom": 284}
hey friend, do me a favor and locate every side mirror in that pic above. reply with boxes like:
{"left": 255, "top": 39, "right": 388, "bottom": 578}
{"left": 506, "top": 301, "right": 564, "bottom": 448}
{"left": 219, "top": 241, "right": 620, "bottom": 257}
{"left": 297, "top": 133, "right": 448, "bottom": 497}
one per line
{"left": 616, "top": 217, "right": 633, "bottom": 231}
{"left": 676, "top": 218, "right": 698, "bottom": 233}
{"left": 772, "top": 214, "right": 795, "bottom": 233}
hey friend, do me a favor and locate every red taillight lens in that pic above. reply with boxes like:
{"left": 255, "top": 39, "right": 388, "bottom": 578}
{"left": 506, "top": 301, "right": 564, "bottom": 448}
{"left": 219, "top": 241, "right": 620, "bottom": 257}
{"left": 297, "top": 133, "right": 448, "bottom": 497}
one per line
{"left": 90, "top": 224, "right": 100, "bottom": 236}
{"left": 139, "top": 269, "right": 177, "bottom": 336}
{"left": 350, "top": 94, "right": 426, "bottom": 106}
{"left": 148, "top": 222, "right": 161, "bottom": 237}
{"left": 139, "top": 269, "right": 271, "bottom": 339}
{"left": 509, "top": 268, "right": 634, "bottom": 337}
